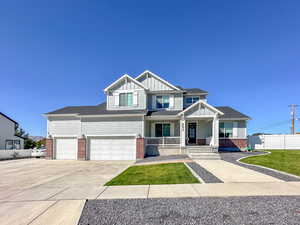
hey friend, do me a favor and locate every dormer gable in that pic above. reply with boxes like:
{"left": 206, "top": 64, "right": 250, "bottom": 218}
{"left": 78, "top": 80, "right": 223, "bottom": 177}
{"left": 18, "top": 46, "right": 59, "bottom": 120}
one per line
{"left": 104, "top": 74, "right": 148, "bottom": 93}
{"left": 135, "top": 70, "right": 182, "bottom": 92}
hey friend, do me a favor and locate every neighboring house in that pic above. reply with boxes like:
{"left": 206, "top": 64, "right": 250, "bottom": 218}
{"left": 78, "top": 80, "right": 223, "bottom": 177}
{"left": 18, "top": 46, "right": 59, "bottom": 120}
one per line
{"left": 44, "top": 70, "right": 250, "bottom": 160}
{"left": 0, "top": 112, "right": 24, "bottom": 150}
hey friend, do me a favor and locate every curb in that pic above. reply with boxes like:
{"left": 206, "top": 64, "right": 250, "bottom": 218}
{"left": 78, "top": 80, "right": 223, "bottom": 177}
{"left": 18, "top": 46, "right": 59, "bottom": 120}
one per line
{"left": 236, "top": 152, "right": 300, "bottom": 180}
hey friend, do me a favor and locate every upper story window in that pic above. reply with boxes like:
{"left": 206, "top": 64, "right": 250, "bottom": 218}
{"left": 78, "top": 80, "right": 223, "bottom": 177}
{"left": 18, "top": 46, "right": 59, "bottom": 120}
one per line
{"left": 219, "top": 122, "right": 233, "bottom": 138}
{"left": 156, "top": 95, "right": 169, "bottom": 109}
{"left": 186, "top": 96, "right": 200, "bottom": 104}
{"left": 119, "top": 93, "right": 133, "bottom": 107}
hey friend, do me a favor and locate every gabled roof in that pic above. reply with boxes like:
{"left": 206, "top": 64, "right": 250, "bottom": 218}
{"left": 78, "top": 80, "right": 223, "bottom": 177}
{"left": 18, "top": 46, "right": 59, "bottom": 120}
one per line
{"left": 0, "top": 112, "right": 18, "bottom": 124}
{"left": 45, "top": 102, "right": 147, "bottom": 116}
{"left": 104, "top": 74, "right": 148, "bottom": 93}
{"left": 215, "top": 106, "right": 251, "bottom": 120}
{"left": 135, "top": 70, "right": 181, "bottom": 91}
{"left": 178, "top": 100, "right": 224, "bottom": 116}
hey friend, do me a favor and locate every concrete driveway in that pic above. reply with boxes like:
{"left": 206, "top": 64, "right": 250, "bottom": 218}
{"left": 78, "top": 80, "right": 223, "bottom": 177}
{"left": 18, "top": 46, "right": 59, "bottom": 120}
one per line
{"left": 0, "top": 158, "right": 133, "bottom": 225}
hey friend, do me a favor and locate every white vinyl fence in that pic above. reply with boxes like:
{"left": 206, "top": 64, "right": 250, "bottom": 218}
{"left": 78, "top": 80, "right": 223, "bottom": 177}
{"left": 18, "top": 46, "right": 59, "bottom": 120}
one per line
{"left": 0, "top": 149, "right": 33, "bottom": 160}
{"left": 248, "top": 135, "right": 300, "bottom": 150}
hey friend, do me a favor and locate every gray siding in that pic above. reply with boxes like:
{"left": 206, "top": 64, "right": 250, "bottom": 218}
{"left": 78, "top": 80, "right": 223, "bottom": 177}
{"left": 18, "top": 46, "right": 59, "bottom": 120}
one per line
{"left": 137, "top": 73, "right": 173, "bottom": 91}
{"left": 110, "top": 79, "right": 141, "bottom": 91}
{"left": 237, "top": 121, "right": 247, "bottom": 138}
{"left": 82, "top": 117, "right": 143, "bottom": 136}
{"left": 48, "top": 116, "right": 81, "bottom": 136}
{"left": 185, "top": 105, "right": 215, "bottom": 117}
{"left": 195, "top": 120, "right": 212, "bottom": 139}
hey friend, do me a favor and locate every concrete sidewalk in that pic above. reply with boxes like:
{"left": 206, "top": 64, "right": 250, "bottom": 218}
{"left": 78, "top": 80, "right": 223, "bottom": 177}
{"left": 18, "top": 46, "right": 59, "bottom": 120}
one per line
{"left": 94, "top": 181, "right": 300, "bottom": 199}
{"left": 195, "top": 159, "right": 283, "bottom": 183}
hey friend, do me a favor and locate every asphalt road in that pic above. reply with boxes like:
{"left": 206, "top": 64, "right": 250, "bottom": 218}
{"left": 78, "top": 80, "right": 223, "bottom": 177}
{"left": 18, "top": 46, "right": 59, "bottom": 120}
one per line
{"left": 79, "top": 196, "right": 300, "bottom": 225}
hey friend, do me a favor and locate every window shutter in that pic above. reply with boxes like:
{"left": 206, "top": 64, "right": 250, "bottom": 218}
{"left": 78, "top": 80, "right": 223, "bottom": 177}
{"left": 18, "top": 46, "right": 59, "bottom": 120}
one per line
{"left": 133, "top": 91, "right": 138, "bottom": 106}
{"left": 113, "top": 92, "right": 119, "bottom": 106}
{"left": 151, "top": 123, "right": 156, "bottom": 137}
{"left": 170, "top": 123, "right": 174, "bottom": 136}
{"left": 233, "top": 122, "right": 238, "bottom": 138}
{"left": 152, "top": 95, "right": 156, "bottom": 110}
{"left": 169, "top": 95, "right": 174, "bottom": 108}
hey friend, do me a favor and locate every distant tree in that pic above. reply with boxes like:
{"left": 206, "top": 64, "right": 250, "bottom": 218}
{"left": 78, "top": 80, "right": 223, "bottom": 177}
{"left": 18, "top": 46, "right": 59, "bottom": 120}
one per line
{"left": 15, "top": 124, "right": 28, "bottom": 139}
{"left": 36, "top": 139, "right": 46, "bottom": 148}
{"left": 15, "top": 125, "right": 35, "bottom": 149}
{"left": 24, "top": 138, "right": 36, "bottom": 149}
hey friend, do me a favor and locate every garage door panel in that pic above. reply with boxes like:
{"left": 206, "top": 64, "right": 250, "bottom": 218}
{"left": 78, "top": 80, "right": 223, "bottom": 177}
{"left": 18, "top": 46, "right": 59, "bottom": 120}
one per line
{"left": 56, "top": 138, "right": 77, "bottom": 160}
{"left": 90, "top": 137, "right": 136, "bottom": 160}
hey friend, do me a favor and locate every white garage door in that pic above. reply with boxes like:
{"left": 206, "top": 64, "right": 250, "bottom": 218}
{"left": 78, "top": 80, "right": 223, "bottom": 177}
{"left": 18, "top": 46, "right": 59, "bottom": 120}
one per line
{"left": 89, "top": 137, "right": 136, "bottom": 160}
{"left": 56, "top": 138, "right": 77, "bottom": 160}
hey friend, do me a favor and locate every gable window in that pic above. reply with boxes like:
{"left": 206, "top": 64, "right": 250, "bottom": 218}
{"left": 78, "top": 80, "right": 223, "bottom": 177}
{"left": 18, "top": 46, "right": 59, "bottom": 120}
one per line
{"left": 186, "top": 97, "right": 200, "bottom": 104}
{"left": 119, "top": 93, "right": 133, "bottom": 107}
{"left": 155, "top": 123, "right": 171, "bottom": 137}
{"left": 156, "top": 96, "right": 169, "bottom": 109}
{"left": 219, "top": 122, "right": 233, "bottom": 138}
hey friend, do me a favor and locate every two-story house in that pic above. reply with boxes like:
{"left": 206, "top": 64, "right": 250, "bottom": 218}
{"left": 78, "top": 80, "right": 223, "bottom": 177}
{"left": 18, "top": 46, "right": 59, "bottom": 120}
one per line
{"left": 0, "top": 112, "right": 24, "bottom": 150}
{"left": 44, "top": 70, "right": 250, "bottom": 160}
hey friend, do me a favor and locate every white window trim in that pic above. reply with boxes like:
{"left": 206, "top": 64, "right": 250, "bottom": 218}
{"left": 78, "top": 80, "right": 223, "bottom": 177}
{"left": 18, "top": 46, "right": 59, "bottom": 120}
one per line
{"left": 118, "top": 91, "right": 134, "bottom": 108}
{"left": 154, "top": 94, "right": 173, "bottom": 110}
{"left": 185, "top": 96, "right": 200, "bottom": 104}
{"left": 151, "top": 122, "right": 174, "bottom": 137}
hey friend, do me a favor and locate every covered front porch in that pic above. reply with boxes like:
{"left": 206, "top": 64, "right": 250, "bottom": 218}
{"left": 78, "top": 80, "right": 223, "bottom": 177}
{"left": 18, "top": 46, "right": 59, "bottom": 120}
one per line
{"left": 144, "top": 100, "right": 224, "bottom": 156}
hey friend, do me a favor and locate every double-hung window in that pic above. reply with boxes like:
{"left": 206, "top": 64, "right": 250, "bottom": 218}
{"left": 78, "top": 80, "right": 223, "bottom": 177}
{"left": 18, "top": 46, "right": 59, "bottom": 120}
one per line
{"left": 156, "top": 95, "right": 169, "bottom": 109}
{"left": 186, "top": 96, "right": 200, "bottom": 104}
{"left": 219, "top": 122, "right": 233, "bottom": 138}
{"left": 119, "top": 93, "right": 133, "bottom": 107}
{"left": 155, "top": 123, "right": 171, "bottom": 137}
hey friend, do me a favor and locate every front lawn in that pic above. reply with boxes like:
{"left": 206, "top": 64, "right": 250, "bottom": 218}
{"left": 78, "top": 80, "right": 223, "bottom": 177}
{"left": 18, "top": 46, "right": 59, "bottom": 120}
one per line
{"left": 105, "top": 163, "right": 200, "bottom": 186}
{"left": 240, "top": 150, "right": 300, "bottom": 177}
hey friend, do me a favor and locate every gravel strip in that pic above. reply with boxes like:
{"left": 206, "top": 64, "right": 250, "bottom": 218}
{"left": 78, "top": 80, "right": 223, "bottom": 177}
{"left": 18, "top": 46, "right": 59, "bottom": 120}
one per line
{"left": 220, "top": 152, "right": 300, "bottom": 182}
{"left": 135, "top": 155, "right": 190, "bottom": 164}
{"left": 186, "top": 162, "right": 223, "bottom": 183}
{"left": 79, "top": 196, "right": 300, "bottom": 225}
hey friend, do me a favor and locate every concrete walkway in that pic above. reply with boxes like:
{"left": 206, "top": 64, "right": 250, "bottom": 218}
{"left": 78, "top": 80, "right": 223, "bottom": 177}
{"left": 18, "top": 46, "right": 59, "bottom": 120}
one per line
{"left": 195, "top": 159, "right": 283, "bottom": 183}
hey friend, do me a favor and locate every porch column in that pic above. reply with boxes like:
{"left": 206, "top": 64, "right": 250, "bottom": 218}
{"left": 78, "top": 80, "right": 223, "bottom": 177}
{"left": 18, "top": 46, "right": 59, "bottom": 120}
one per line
{"left": 180, "top": 118, "right": 186, "bottom": 147}
{"left": 212, "top": 115, "right": 219, "bottom": 149}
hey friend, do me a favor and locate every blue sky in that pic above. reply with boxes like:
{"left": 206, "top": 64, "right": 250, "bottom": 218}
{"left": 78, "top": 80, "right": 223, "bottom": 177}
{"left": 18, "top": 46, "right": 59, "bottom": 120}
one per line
{"left": 1, "top": 0, "right": 300, "bottom": 136}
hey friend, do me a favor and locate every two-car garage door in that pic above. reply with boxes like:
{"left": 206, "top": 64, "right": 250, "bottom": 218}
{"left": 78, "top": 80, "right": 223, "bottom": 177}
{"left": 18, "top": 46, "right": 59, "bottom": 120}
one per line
{"left": 55, "top": 137, "right": 136, "bottom": 160}
{"left": 89, "top": 137, "right": 136, "bottom": 160}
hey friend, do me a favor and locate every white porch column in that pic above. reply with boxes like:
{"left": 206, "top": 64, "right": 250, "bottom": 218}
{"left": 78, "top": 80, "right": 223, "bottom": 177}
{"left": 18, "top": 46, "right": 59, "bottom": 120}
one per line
{"left": 212, "top": 114, "right": 219, "bottom": 148}
{"left": 180, "top": 118, "right": 186, "bottom": 147}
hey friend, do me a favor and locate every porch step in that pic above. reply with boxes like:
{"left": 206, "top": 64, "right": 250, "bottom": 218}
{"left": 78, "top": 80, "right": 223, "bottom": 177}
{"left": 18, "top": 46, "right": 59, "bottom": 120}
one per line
{"left": 187, "top": 146, "right": 216, "bottom": 153}
{"left": 188, "top": 152, "right": 221, "bottom": 160}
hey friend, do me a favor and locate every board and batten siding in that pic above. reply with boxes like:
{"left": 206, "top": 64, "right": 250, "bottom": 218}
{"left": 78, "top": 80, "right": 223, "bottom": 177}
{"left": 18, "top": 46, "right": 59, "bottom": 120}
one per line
{"left": 185, "top": 105, "right": 215, "bottom": 118}
{"left": 48, "top": 116, "right": 81, "bottom": 136}
{"left": 82, "top": 117, "right": 144, "bottom": 136}
{"left": 137, "top": 73, "right": 173, "bottom": 91}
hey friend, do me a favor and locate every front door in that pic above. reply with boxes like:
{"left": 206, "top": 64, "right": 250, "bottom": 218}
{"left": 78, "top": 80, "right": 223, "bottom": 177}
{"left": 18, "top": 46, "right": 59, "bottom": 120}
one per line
{"left": 188, "top": 123, "right": 197, "bottom": 144}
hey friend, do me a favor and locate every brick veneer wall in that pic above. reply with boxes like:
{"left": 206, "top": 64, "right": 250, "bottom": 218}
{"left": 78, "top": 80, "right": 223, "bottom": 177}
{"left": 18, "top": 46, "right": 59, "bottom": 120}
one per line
{"left": 45, "top": 138, "right": 53, "bottom": 159}
{"left": 219, "top": 139, "right": 248, "bottom": 149}
{"left": 78, "top": 138, "right": 86, "bottom": 160}
{"left": 136, "top": 138, "right": 145, "bottom": 159}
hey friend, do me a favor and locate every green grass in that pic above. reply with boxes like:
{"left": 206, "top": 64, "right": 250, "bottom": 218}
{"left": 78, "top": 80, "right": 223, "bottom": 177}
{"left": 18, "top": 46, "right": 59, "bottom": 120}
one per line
{"left": 105, "top": 163, "right": 200, "bottom": 186}
{"left": 240, "top": 150, "right": 300, "bottom": 177}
